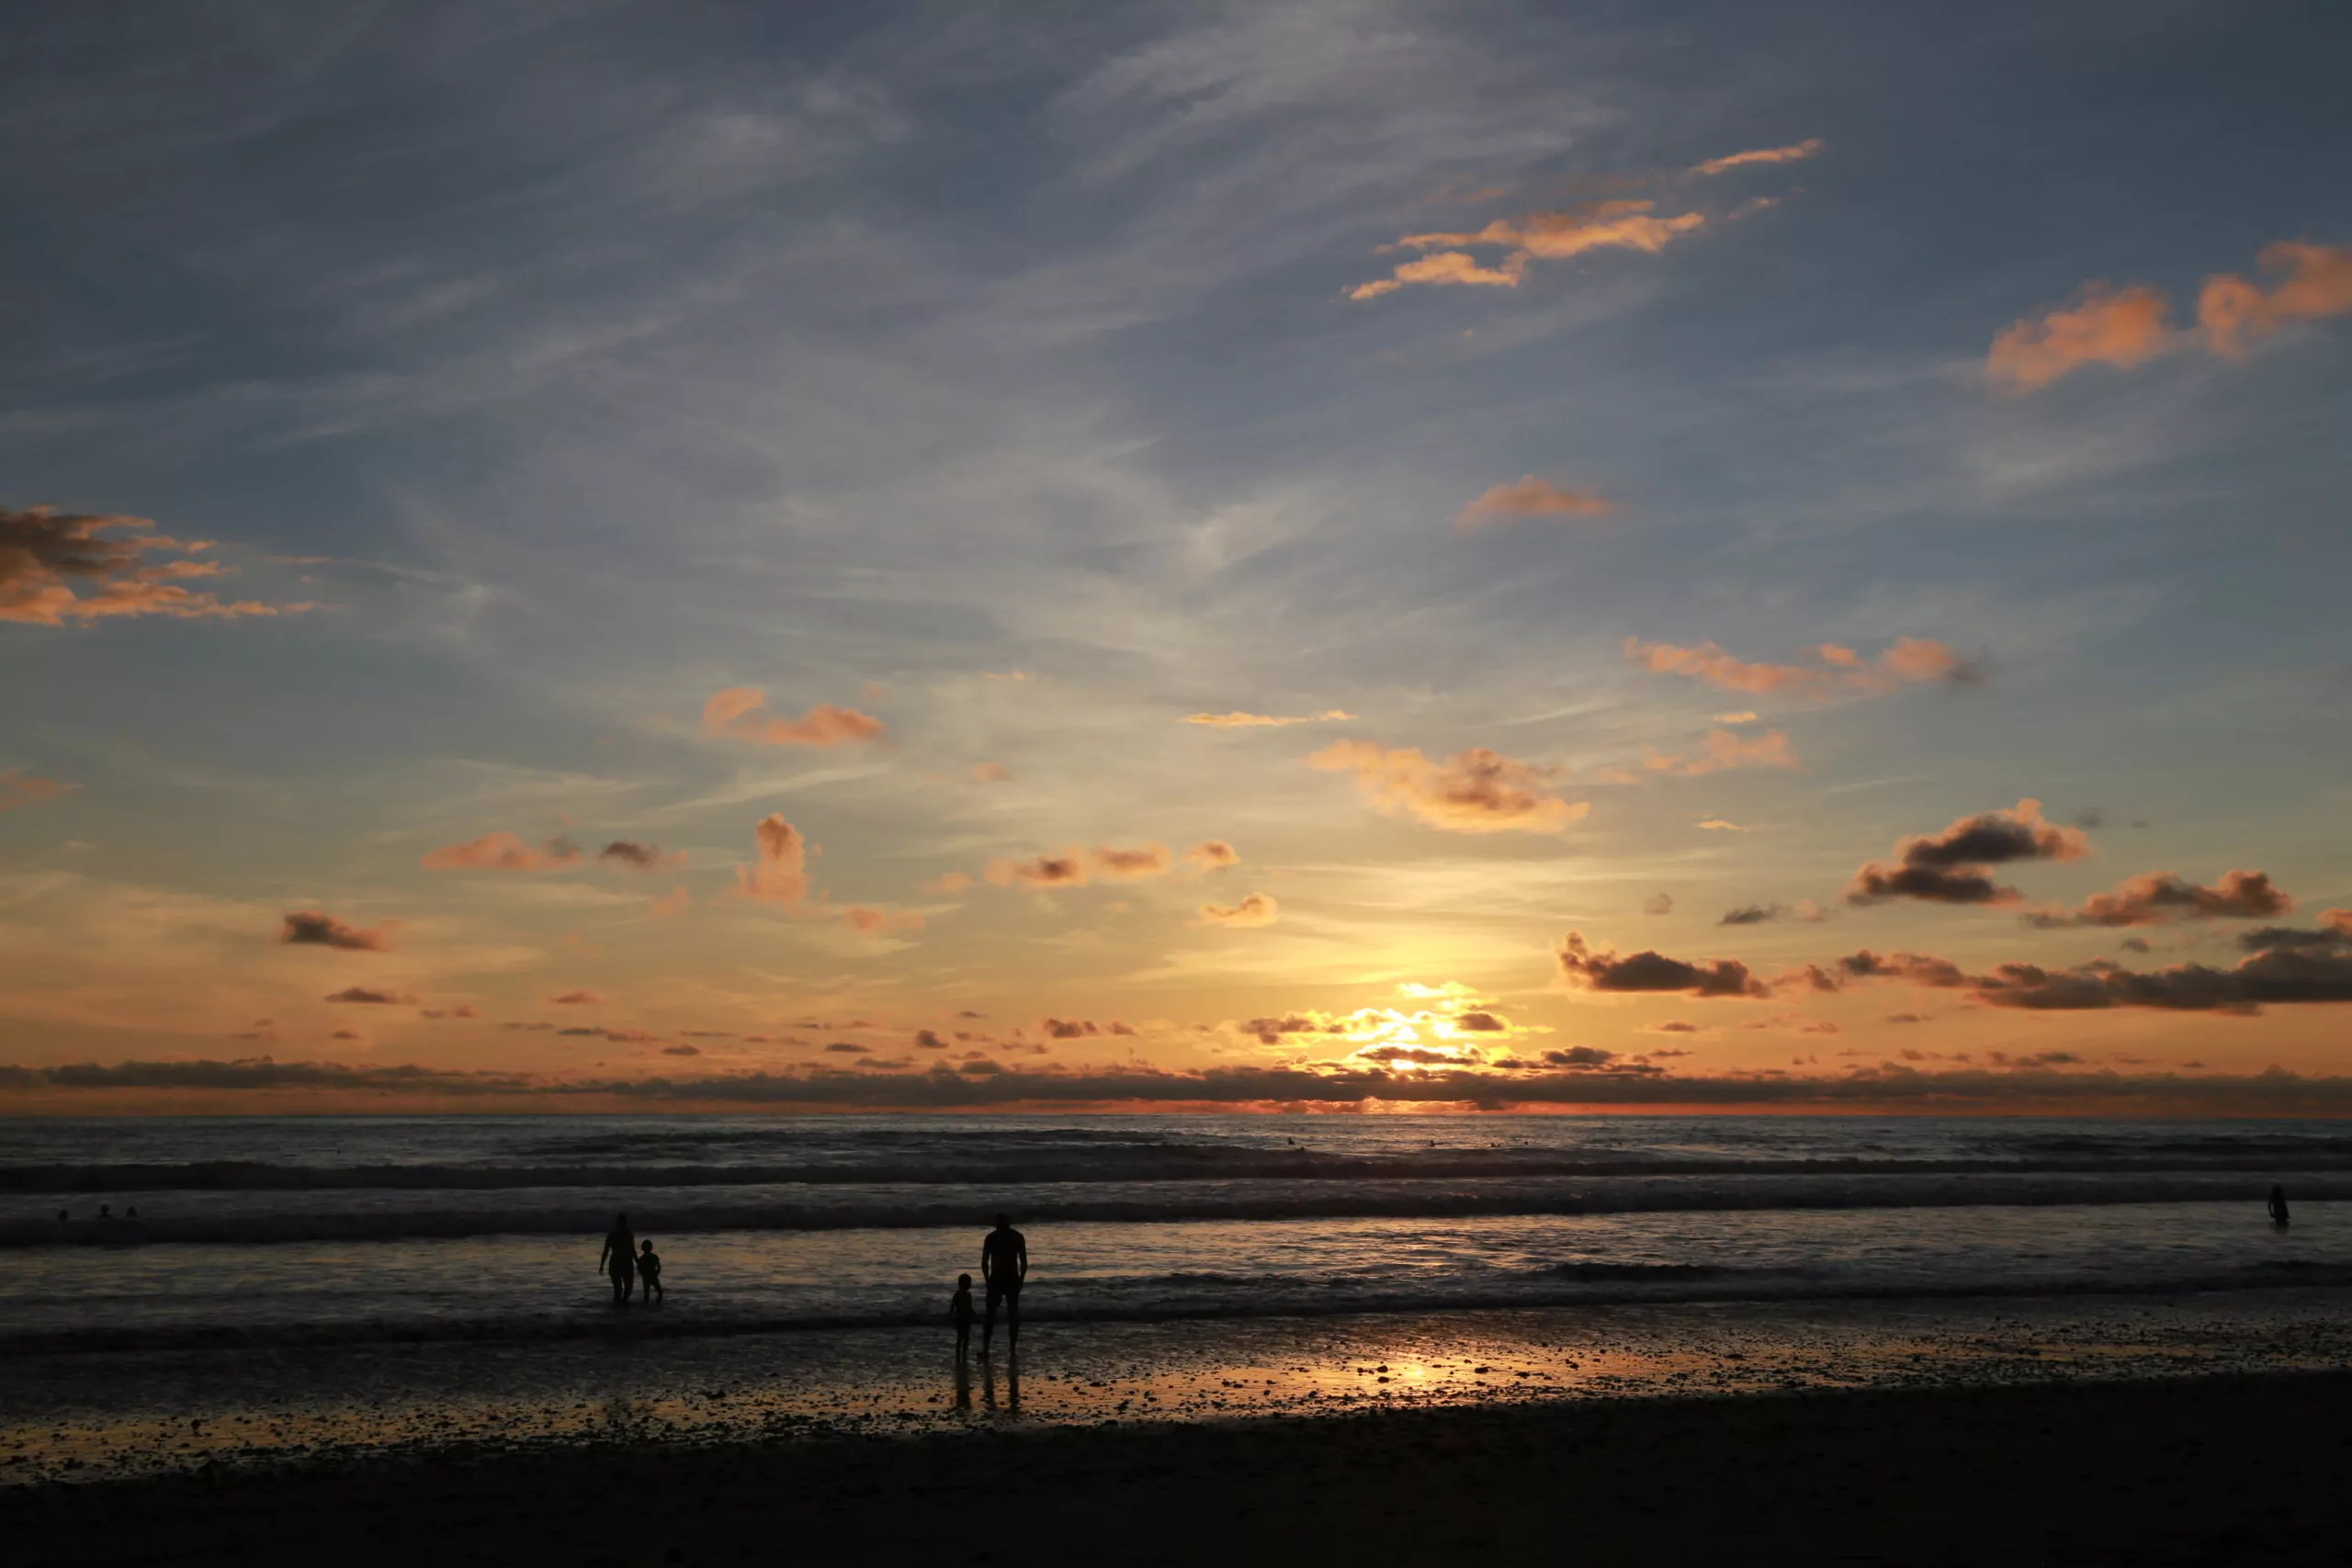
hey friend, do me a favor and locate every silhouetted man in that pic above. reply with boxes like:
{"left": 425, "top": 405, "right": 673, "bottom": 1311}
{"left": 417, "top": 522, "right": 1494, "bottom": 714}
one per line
{"left": 599, "top": 1212, "right": 637, "bottom": 1306}
{"left": 980, "top": 1213, "right": 1026, "bottom": 1352}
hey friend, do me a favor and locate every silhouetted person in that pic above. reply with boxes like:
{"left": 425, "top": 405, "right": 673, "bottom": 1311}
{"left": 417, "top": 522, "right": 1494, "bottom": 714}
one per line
{"left": 599, "top": 1213, "right": 637, "bottom": 1306}
{"left": 638, "top": 1239, "right": 663, "bottom": 1303}
{"left": 950, "top": 1272, "right": 976, "bottom": 1359}
{"left": 55, "top": 1209, "right": 66, "bottom": 1224}
{"left": 96, "top": 1204, "right": 112, "bottom": 1221}
{"left": 980, "top": 1213, "right": 1026, "bottom": 1352}
{"left": 2269, "top": 1184, "right": 2291, "bottom": 1226}
{"left": 125, "top": 1205, "right": 138, "bottom": 1221}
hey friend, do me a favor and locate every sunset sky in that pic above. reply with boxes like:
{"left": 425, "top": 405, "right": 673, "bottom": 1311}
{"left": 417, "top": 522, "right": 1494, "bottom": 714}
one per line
{"left": 5, "top": 1, "right": 2350, "bottom": 1112}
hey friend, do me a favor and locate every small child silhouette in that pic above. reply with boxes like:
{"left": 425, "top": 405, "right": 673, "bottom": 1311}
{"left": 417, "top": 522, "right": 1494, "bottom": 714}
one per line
{"left": 637, "top": 1239, "right": 663, "bottom": 1303}
{"left": 950, "top": 1272, "right": 976, "bottom": 1359}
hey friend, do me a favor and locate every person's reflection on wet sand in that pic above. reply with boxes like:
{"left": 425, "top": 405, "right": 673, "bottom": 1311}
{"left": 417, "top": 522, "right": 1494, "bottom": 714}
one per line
{"left": 979, "top": 1352, "right": 1020, "bottom": 1413}
{"left": 953, "top": 1354, "right": 972, "bottom": 1412}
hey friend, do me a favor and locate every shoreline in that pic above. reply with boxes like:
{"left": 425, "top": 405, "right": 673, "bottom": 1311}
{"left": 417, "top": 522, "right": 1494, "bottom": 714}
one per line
{"left": 10, "top": 1369, "right": 2352, "bottom": 1565}
{"left": 9, "top": 1285, "right": 2352, "bottom": 1488}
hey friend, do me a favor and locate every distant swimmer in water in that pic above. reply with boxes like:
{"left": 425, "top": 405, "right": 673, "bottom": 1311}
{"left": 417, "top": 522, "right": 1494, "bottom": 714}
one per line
{"left": 637, "top": 1239, "right": 663, "bottom": 1303}
{"left": 599, "top": 1213, "right": 637, "bottom": 1306}
{"left": 2268, "top": 1185, "right": 2291, "bottom": 1226}
{"left": 980, "top": 1214, "right": 1026, "bottom": 1353}
{"left": 96, "top": 1204, "right": 112, "bottom": 1221}
{"left": 125, "top": 1205, "right": 138, "bottom": 1221}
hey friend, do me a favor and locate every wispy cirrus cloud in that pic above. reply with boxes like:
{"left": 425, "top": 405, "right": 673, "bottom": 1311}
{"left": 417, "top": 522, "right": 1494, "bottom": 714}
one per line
{"left": 1624, "top": 636, "right": 1979, "bottom": 697}
{"left": 1309, "top": 739, "right": 1588, "bottom": 833}
{"left": 0, "top": 770, "right": 74, "bottom": 812}
{"left": 1350, "top": 199, "right": 1704, "bottom": 300}
{"left": 1644, "top": 728, "right": 1798, "bottom": 777}
{"left": 1690, "top": 138, "right": 1823, "bottom": 176}
{"left": 701, "top": 688, "right": 884, "bottom": 747}
{"left": 1454, "top": 476, "right": 1614, "bottom": 533}
{"left": 1, "top": 506, "right": 310, "bottom": 626}
{"left": 421, "top": 831, "right": 582, "bottom": 872}
{"left": 1182, "top": 709, "right": 1354, "bottom": 728}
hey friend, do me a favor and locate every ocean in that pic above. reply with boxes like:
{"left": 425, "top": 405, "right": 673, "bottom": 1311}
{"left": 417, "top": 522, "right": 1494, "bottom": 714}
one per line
{"left": 8, "top": 1112, "right": 2346, "bottom": 1355}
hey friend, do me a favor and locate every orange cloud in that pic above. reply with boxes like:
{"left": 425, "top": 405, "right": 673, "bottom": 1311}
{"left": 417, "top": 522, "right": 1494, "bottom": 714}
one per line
{"left": 278, "top": 911, "right": 393, "bottom": 952}
{"left": 2028, "top": 869, "right": 2290, "bottom": 929}
{"left": 1, "top": 506, "right": 309, "bottom": 626}
{"left": 1185, "top": 840, "right": 1239, "bottom": 868}
{"left": 2198, "top": 242, "right": 2352, "bottom": 359}
{"left": 733, "top": 813, "right": 808, "bottom": 904}
{"left": 0, "top": 769, "right": 73, "bottom": 812}
{"left": 986, "top": 852, "right": 1090, "bottom": 888}
{"left": 548, "top": 990, "right": 603, "bottom": 1005}
{"left": 1351, "top": 200, "right": 1704, "bottom": 300}
{"left": 1198, "top": 892, "right": 1279, "bottom": 928}
{"left": 1985, "top": 283, "right": 2173, "bottom": 391}
{"left": 970, "top": 761, "right": 1012, "bottom": 783}
{"left": 1347, "top": 250, "right": 1525, "bottom": 300}
{"left": 1094, "top": 843, "right": 1172, "bottom": 880}
{"left": 421, "top": 831, "right": 582, "bottom": 872}
{"left": 1690, "top": 139, "right": 1823, "bottom": 176}
{"left": 1309, "top": 739, "right": 1588, "bottom": 834}
{"left": 842, "top": 906, "right": 924, "bottom": 933}
{"left": 1182, "top": 710, "right": 1354, "bottom": 728}
{"left": 1454, "top": 477, "right": 1615, "bottom": 533}
{"left": 650, "top": 886, "right": 691, "bottom": 918}
{"left": 922, "top": 870, "right": 976, "bottom": 895}
{"left": 702, "top": 688, "right": 884, "bottom": 747}
{"left": 1644, "top": 728, "right": 1798, "bottom": 776}
{"left": 1623, "top": 635, "right": 1976, "bottom": 698}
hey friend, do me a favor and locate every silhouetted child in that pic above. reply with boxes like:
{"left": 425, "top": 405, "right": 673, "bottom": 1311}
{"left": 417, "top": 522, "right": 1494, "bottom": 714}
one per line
{"left": 951, "top": 1272, "right": 975, "bottom": 1358}
{"left": 638, "top": 1239, "right": 663, "bottom": 1303}
{"left": 2269, "top": 1184, "right": 2291, "bottom": 1226}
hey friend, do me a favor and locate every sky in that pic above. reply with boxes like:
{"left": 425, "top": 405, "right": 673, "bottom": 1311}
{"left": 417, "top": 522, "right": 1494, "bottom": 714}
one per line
{"left": 5, "top": 0, "right": 2351, "bottom": 1115}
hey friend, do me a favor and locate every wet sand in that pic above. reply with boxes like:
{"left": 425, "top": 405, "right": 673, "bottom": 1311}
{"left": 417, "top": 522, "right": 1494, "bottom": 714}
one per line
{"left": 7, "top": 1368, "right": 2351, "bottom": 1566}
{"left": 6, "top": 1290, "right": 2352, "bottom": 1563}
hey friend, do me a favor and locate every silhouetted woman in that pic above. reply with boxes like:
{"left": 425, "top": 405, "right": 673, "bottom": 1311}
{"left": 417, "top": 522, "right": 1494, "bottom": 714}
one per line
{"left": 599, "top": 1213, "right": 637, "bottom": 1305}
{"left": 2268, "top": 1185, "right": 2290, "bottom": 1227}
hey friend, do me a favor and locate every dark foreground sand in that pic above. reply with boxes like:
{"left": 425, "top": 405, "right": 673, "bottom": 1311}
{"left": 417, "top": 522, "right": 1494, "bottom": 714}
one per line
{"left": 9, "top": 1371, "right": 2351, "bottom": 1567}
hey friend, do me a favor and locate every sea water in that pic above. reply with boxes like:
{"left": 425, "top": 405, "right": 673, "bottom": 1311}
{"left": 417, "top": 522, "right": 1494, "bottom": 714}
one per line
{"left": 6, "top": 1112, "right": 2345, "bottom": 1352}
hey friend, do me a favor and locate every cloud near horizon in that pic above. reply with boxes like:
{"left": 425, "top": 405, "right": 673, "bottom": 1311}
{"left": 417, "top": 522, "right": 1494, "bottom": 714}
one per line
{"left": 1847, "top": 798, "right": 2089, "bottom": 906}
{"left": 1624, "top": 636, "right": 1978, "bottom": 698}
{"left": 1454, "top": 477, "right": 1615, "bottom": 533}
{"left": 1, "top": 506, "right": 307, "bottom": 626}
{"left": 701, "top": 688, "right": 885, "bottom": 747}
{"left": 420, "top": 831, "right": 582, "bottom": 872}
{"left": 1350, "top": 199, "right": 1704, "bottom": 300}
{"left": 1310, "top": 739, "right": 1588, "bottom": 833}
